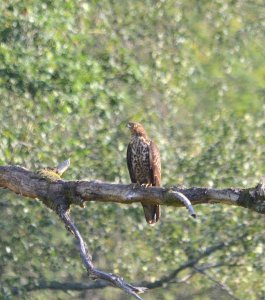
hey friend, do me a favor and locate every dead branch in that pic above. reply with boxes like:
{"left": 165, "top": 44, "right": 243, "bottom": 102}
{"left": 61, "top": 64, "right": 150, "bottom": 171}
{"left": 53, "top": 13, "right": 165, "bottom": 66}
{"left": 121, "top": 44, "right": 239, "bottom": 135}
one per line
{"left": 143, "top": 233, "right": 246, "bottom": 289}
{"left": 12, "top": 235, "right": 243, "bottom": 295}
{"left": 193, "top": 266, "right": 240, "bottom": 300}
{"left": 0, "top": 164, "right": 265, "bottom": 214}
{"left": 57, "top": 205, "right": 146, "bottom": 299}
{"left": 0, "top": 161, "right": 264, "bottom": 299}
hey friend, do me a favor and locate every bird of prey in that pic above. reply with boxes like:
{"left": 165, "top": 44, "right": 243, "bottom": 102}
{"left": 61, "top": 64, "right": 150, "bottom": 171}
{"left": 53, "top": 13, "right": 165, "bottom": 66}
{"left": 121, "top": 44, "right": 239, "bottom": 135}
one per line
{"left": 126, "top": 122, "right": 161, "bottom": 224}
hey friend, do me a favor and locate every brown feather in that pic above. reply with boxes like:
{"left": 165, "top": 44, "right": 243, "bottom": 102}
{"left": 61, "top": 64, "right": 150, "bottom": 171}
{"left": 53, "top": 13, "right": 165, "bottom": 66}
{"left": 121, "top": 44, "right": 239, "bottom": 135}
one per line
{"left": 149, "top": 141, "right": 161, "bottom": 187}
{"left": 127, "top": 143, "right": 136, "bottom": 183}
{"left": 126, "top": 122, "right": 161, "bottom": 224}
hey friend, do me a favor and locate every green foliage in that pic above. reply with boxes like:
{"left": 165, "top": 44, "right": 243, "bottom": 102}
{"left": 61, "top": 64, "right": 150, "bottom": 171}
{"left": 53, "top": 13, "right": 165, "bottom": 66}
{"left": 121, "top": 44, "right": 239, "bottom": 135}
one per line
{"left": 1, "top": 0, "right": 265, "bottom": 299}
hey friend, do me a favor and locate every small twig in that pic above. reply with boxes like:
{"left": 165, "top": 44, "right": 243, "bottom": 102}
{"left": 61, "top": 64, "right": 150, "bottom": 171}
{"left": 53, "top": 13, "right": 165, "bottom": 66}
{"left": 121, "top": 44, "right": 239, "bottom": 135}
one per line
{"left": 12, "top": 280, "right": 110, "bottom": 294}
{"left": 56, "top": 159, "right": 71, "bottom": 176}
{"left": 57, "top": 205, "right": 146, "bottom": 300}
{"left": 170, "top": 190, "right": 197, "bottom": 218}
{"left": 144, "top": 234, "right": 247, "bottom": 289}
{"left": 170, "top": 261, "right": 241, "bottom": 285}
{"left": 193, "top": 266, "right": 241, "bottom": 300}
{"left": 16, "top": 261, "right": 242, "bottom": 295}
{"left": 13, "top": 242, "right": 244, "bottom": 295}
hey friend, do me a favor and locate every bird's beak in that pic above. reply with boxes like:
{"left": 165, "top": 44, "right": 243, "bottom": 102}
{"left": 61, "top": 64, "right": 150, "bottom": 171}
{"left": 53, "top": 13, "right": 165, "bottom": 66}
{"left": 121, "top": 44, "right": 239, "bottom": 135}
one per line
{"left": 127, "top": 123, "right": 132, "bottom": 128}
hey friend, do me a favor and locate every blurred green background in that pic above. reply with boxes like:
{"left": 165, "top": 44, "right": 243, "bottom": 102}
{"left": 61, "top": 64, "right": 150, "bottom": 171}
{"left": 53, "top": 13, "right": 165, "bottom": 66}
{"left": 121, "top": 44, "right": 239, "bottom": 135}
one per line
{"left": 0, "top": 0, "right": 265, "bottom": 299}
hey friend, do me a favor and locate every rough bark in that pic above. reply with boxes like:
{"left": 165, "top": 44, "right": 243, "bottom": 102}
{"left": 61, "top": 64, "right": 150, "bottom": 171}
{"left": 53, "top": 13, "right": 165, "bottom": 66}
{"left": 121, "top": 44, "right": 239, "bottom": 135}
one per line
{"left": 0, "top": 165, "right": 265, "bottom": 214}
{"left": 1, "top": 164, "right": 265, "bottom": 299}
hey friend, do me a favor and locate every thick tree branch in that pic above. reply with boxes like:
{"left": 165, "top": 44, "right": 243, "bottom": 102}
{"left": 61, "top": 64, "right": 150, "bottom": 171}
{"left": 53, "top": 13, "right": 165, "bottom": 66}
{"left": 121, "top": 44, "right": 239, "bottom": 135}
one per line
{"left": 0, "top": 165, "right": 265, "bottom": 214}
{"left": 0, "top": 163, "right": 264, "bottom": 298}
{"left": 0, "top": 164, "right": 148, "bottom": 299}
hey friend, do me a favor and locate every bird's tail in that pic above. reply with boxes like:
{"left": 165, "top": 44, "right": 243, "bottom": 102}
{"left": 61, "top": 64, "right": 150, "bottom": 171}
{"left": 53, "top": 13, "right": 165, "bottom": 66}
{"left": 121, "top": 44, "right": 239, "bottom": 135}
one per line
{"left": 142, "top": 204, "right": 160, "bottom": 225}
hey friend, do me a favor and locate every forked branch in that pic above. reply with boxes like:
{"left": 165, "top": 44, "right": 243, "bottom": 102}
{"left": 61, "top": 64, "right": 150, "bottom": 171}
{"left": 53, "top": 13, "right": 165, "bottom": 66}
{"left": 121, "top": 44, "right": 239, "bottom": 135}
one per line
{"left": 1, "top": 161, "right": 265, "bottom": 299}
{"left": 57, "top": 205, "right": 146, "bottom": 299}
{"left": 12, "top": 235, "right": 244, "bottom": 295}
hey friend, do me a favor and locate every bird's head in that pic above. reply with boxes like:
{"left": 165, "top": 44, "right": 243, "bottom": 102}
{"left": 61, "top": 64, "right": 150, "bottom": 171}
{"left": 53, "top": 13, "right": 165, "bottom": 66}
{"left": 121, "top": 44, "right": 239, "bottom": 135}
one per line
{"left": 127, "top": 122, "right": 147, "bottom": 137}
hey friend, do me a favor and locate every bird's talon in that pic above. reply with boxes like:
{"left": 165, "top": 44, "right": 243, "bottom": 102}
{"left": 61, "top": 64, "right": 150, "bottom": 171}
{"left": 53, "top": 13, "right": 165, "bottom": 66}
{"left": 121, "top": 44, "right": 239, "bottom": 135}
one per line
{"left": 141, "top": 183, "right": 151, "bottom": 188}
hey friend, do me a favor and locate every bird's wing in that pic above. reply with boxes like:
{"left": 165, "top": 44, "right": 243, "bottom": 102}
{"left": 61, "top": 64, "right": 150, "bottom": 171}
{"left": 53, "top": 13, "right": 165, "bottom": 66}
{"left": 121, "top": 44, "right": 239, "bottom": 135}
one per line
{"left": 127, "top": 142, "right": 136, "bottom": 182}
{"left": 149, "top": 140, "right": 161, "bottom": 187}
{"left": 145, "top": 140, "right": 161, "bottom": 223}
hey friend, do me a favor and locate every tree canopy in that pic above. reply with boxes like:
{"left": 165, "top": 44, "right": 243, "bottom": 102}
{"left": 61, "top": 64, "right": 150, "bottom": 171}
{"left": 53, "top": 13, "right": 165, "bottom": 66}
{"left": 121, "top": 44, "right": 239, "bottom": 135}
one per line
{"left": 1, "top": 0, "right": 265, "bottom": 299}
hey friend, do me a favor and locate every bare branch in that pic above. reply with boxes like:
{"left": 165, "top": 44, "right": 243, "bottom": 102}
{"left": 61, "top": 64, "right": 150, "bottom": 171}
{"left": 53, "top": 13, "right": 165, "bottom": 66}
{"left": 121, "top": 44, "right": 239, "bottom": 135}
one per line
{"left": 193, "top": 266, "right": 241, "bottom": 300}
{"left": 57, "top": 205, "right": 146, "bottom": 300}
{"left": 0, "top": 162, "right": 262, "bottom": 298}
{"left": 1, "top": 165, "right": 265, "bottom": 214}
{"left": 11, "top": 280, "right": 110, "bottom": 295}
{"left": 169, "top": 190, "right": 196, "bottom": 217}
{"left": 14, "top": 237, "right": 243, "bottom": 295}
{"left": 56, "top": 158, "right": 71, "bottom": 175}
{"left": 144, "top": 233, "right": 247, "bottom": 289}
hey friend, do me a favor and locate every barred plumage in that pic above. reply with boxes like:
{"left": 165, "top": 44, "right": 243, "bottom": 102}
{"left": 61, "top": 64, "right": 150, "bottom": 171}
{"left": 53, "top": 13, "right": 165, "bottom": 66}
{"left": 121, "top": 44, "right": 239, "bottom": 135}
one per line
{"left": 127, "top": 122, "right": 161, "bottom": 224}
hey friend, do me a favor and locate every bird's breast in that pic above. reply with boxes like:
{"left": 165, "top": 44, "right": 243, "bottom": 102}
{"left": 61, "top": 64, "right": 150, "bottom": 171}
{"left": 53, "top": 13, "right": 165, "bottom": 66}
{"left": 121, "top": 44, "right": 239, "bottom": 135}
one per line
{"left": 130, "top": 137, "right": 151, "bottom": 184}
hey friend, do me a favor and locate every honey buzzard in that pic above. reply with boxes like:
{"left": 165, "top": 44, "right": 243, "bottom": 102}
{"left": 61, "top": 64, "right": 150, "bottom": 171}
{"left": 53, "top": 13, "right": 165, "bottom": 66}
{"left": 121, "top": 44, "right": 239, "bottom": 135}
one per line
{"left": 127, "top": 122, "right": 161, "bottom": 224}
